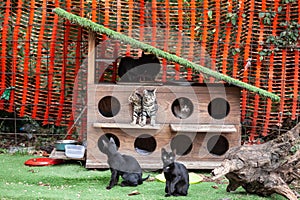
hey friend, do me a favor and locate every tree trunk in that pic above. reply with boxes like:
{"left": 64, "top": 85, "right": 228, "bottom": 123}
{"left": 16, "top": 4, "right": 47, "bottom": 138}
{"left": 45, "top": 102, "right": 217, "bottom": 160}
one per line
{"left": 212, "top": 121, "right": 300, "bottom": 200}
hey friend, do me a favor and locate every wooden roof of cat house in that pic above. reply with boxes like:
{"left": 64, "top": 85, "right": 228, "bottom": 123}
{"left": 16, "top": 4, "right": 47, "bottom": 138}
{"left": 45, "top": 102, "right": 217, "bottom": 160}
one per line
{"left": 54, "top": 8, "right": 280, "bottom": 102}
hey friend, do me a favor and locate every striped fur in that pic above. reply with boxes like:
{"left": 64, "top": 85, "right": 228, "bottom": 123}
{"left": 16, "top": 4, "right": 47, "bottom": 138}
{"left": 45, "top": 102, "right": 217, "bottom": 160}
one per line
{"left": 140, "top": 88, "right": 158, "bottom": 126}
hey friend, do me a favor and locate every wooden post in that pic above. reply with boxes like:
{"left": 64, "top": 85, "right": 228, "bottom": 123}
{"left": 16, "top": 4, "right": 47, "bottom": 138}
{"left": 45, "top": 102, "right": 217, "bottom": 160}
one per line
{"left": 88, "top": 31, "right": 96, "bottom": 84}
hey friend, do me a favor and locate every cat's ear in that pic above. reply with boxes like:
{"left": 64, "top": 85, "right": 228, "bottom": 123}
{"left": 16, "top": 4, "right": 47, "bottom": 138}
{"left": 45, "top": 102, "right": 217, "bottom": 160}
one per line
{"left": 109, "top": 137, "right": 115, "bottom": 144}
{"left": 135, "top": 90, "right": 140, "bottom": 95}
{"left": 161, "top": 148, "right": 167, "bottom": 154}
{"left": 102, "top": 139, "right": 108, "bottom": 148}
{"left": 172, "top": 148, "right": 177, "bottom": 156}
{"left": 153, "top": 88, "right": 157, "bottom": 93}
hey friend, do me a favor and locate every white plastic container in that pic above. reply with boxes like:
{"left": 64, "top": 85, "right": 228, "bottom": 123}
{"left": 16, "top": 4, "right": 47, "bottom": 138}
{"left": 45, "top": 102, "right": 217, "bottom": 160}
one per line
{"left": 65, "top": 144, "right": 85, "bottom": 159}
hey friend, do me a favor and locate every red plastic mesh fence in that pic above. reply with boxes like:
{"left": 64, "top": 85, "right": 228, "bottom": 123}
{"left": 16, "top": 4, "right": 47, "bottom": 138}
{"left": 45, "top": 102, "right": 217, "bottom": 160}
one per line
{"left": 0, "top": 0, "right": 89, "bottom": 128}
{"left": 0, "top": 0, "right": 299, "bottom": 141}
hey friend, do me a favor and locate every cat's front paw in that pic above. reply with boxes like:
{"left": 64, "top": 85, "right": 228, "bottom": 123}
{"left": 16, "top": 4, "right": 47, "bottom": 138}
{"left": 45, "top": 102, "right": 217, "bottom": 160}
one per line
{"left": 165, "top": 194, "right": 171, "bottom": 197}
{"left": 139, "top": 122, "right": 146, "bottom": 127}
{"left": 106, "top": 186, "right": 112, "bottom": 190}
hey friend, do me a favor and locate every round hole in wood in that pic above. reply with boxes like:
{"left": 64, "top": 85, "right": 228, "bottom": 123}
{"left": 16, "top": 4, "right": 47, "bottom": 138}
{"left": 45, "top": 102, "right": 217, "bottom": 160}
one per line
{"left": 134, "top": 134, "right": 157, "bottom": 155}
{"left": 97, "top": 133, "right": 120, "bottom": 153}
{"left": 98, "top": 96, "right": 120, "bottom": 118}
{"left": 207, "top": 135, "right": 229, "bottom": 156}
{"left": 171, "top": 97, "right": 194, "bottom": 119}
{"left": 208, "top": 98, "right": 230, "bottom": 119}
{"left": 170, "top": 135, "right": 193, "bottom": 156}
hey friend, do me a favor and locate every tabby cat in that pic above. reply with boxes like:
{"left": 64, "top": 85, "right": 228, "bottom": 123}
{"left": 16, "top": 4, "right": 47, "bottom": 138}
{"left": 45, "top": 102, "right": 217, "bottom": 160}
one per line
{"left": 140, "top": 88, "right": 158, "bottom": 126}
{"left": 128, "top": 90, "right": 143, "bottom": 125}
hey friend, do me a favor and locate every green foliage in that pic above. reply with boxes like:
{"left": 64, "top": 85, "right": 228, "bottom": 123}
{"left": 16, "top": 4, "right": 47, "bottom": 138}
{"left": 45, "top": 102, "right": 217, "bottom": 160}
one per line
{"left": 225, "top": 12, "right": 238, "bottom": 25}
{"left": 231, "top": 48, "right": 241, "bottom": 56}
{"left": 259, "top": 20, "right": 300, "bottom": 60}
{"left": 265, "top": 21, "right": 300, "bottom": 51}
{"left": 259, "top": 11, "right": 276, "bottom": 25}
{"left": 208, "top": 10, "right": 213, "bottom": 20}
{"left": 281, "top": 0, "right": 296, "bottom": 4}
{"left": 0, "top": 87, "right": 14, "bottom": 100}
{"left": 258, "top": 49, "right": 274, "bottom": 61}
{"left": 53, "top": 8, "right": 280, "bottom": 102}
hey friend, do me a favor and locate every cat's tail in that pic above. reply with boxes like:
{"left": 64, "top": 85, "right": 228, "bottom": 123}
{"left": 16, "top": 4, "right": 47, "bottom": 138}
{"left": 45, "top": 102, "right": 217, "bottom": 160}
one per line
{"left": 142, "top": 174, "right": 150, "bottom": 181}
{"left": 139, "top": 174, "right": 150, "bottom": 184}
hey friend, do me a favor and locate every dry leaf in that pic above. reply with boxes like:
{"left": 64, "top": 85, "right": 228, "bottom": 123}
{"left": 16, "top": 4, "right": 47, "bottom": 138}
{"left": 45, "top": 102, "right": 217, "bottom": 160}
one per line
{"left": 128, "top": 190, "right": 140, "bottom": 196}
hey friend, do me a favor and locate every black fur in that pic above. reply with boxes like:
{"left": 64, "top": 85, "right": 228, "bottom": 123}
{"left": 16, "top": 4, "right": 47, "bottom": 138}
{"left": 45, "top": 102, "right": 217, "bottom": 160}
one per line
{"left": 118, "top": 52, "right": 161, "bottom": 82}
{"left": 102, "top": 137, "right": 149, "bottom": 189}
{"left": 161, "top": 148, "right": 189, "bottom": 197}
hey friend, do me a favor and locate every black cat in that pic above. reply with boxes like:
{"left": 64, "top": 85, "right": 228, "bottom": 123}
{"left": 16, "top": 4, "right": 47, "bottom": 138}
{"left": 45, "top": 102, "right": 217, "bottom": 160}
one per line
{"left": 102, "top": 137, "right": 149, "bottom": 189}
{"left": 161, "top": 148, "right": 189, "bottom": 197}
{"left": 118, "top": 52, "right": 161, "bottom": 82}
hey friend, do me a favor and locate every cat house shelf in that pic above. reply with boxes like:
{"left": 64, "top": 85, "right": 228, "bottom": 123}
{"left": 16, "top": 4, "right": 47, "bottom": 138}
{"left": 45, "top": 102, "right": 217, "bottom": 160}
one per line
{"left": 170, "top": 124, "right": 237, "bottom": 133}
{"left": 93, "top": 122, "right": 162, "bottom": 130}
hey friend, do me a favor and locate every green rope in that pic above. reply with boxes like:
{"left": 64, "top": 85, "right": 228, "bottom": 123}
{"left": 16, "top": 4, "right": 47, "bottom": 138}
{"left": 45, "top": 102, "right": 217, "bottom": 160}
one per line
{"left": 53, "top": 7, "right": 280, "bottom": 102}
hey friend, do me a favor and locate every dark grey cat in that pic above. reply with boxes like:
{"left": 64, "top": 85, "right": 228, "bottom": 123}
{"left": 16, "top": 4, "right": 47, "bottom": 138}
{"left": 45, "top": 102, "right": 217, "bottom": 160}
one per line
{"left": 102, "top": 137, "right": 149, "bottom": 189}
{"left": 118, "top": 52, "right": 161, "bottom": 82}
{"left": 161, "top": 148, "right": 189, "bottom": 197}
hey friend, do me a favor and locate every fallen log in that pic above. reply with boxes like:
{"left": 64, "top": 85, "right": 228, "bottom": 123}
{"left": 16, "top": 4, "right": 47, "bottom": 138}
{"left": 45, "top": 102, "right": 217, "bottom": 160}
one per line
{"left": 212, "top": 121, "right": 300, "bottom": 200}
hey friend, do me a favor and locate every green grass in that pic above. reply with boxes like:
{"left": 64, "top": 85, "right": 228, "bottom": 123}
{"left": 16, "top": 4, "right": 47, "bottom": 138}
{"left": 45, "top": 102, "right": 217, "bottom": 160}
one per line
{"left": 0, "top": 154, "right": 287, "bottom": 200}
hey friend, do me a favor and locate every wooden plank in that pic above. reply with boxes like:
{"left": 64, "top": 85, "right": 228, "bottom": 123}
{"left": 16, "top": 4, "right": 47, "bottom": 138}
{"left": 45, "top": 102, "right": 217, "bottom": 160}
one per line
{"left": 170, "top": 124, "right": 237, "bottom": 132}
{"left": 88, "top": 84, "right": 241, "bottom": 125}
{"left": 95, "top": 58, "right": 115, "bottom": 63}
{"left": 93, "top": 122, "right": 163, "bottom": 130}
{"left": 49, "top": 148, "right": 85, "bottom": 161}
{"left": 85, "top": 159, "right": 222, "bottom": 170}
{"left": 87, "top": 31, "right": 96, "bottom": 84}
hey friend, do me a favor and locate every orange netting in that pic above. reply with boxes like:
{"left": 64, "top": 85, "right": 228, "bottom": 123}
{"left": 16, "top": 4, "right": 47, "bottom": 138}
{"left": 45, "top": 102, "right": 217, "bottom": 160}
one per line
{"left": 0, "top": 0, "right": 299, "bottom": 141}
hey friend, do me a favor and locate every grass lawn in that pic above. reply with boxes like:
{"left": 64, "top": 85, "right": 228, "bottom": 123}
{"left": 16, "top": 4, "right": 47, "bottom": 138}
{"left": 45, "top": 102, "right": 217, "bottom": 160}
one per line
{"left": 0, "top": 154, "right": 287, "bottom": 200}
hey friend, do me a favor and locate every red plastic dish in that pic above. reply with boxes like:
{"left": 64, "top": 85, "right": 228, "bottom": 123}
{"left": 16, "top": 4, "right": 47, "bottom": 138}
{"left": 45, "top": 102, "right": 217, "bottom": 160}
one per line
{"left": 24, "top": 158, "right": 64, "bottom": 166}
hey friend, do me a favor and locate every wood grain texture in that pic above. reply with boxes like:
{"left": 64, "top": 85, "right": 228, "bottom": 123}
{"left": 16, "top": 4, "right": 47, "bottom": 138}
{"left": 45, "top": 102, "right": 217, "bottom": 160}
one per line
{"left": 87, "top": 83, "right": 241, "bottom": 169}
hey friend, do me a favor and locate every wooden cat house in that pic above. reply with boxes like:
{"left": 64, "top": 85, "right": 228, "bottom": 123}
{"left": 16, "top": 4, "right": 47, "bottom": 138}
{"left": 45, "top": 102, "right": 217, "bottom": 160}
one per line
{"left": 85, "top": 33, "right": 241, "bottom": 169}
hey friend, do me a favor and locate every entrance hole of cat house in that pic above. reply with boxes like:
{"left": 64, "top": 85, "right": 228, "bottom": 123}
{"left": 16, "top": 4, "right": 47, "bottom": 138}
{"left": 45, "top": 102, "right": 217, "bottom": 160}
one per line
{"left": 97, "top": 133, "right": 120, "bottom": 153}
{"left": 134, "top": 134, "right": 157, "bottom": 155}
{"left": 206, "top": 135, "right": 229, "bottom": 156}
{"left": 170, "top": 135, "right": 193, "bottom": 156}
{"left": 208, "top": 98, "right": 230, "bottom": 119}
{"left": 171, "top": 97, "right": 194, "bottom": 119}
{"left": 98, "top": 96, "right": 120, "bottom": 118}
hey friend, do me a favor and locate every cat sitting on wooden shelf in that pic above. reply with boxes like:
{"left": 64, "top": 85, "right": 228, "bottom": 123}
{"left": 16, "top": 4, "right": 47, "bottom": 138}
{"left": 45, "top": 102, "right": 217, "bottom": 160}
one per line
{"left": 128, "top": 90, "right": 143, "bottom": 125}
{"left": 128, "top": 88, "right": 158, "bottom": 127}
{"left": 140, "top": 88, "right": 158, "bottom": 126}
{"left": 118, "top": 51, "right": 161, "bottom": 82}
